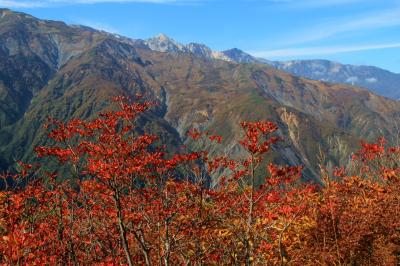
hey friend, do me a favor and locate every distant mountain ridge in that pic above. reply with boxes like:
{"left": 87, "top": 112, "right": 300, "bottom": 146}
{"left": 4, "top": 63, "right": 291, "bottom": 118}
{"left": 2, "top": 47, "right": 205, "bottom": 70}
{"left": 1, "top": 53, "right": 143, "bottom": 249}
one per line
{"left": 1, "top": 8, "right": 400, "bottom": 184}
{"left": 269, "top": 60, "right": 400, "bottom": 100}
{"left": 142, "top": 33, "right": 400, "bottom": 100}
{"left": 144, "top": 34, "right": 231, "bottom": 61}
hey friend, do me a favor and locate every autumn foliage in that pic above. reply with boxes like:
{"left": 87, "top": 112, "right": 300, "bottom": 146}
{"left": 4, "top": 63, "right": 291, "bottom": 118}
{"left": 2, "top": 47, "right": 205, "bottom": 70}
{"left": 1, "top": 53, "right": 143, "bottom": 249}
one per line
{"left": 1, "top": 97, "right": 399, "bottom": 265}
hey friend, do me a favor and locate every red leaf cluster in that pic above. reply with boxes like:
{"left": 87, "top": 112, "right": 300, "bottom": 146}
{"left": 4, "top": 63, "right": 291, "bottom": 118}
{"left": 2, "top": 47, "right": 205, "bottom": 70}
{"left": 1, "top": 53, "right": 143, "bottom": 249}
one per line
{"left": 1, "top": 97, "right": 399, "bottom": 265}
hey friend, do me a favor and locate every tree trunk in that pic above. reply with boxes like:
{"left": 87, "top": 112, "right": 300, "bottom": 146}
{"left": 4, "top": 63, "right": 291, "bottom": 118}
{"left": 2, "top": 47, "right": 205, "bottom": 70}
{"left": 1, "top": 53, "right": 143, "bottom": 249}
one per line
{"left": 113, "top": 191, "right": 133, "bottom": 266}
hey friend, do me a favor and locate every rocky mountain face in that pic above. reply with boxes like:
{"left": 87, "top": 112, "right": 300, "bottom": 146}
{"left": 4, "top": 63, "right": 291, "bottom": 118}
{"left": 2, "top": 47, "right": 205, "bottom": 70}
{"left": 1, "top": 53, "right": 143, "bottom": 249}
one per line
{"left": 269, "top": 60, "right": 400, "bottom": 100}
{"left": 144, "top": 34, "right": 231, "bottom": 61}
{"left": 1, "top": 9, "right": 400, "bottom": 183}
{"left": 221, "top": 48, "right": 260, "bottom": 63}
{"left": 143, "top": 35, "right": 400, "bottom": 100}
{"left": 145, "top": 33, "right": 186, "bottom": 53}
{"left": 215, "top": 49, "right": 400, "bottom": 100}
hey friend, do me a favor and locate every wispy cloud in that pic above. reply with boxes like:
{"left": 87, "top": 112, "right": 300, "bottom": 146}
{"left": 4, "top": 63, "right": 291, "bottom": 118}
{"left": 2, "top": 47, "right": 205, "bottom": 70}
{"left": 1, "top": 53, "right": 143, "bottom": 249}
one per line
{"left": 0, "top": 0, "right": 46, "bottom": 7}
{"left": 74, "top": 19, "right": 120, "bottom": 33}
{"left": 252, "top": 43, "right": 400, "bottom": 58}
{"left": 292, "top": 0, "right": 366, "bottom": 7}
{"left": 295, "top": 0, "right": 365, "bottom": 7}
{"left": 0, "top": 0, "right": 200, "bottom": 8}
{"left": 275, "top": 7, "right": 400, "bottom": 46}
{"left": 260, "top": 0, "right": 369, "bottom": 8}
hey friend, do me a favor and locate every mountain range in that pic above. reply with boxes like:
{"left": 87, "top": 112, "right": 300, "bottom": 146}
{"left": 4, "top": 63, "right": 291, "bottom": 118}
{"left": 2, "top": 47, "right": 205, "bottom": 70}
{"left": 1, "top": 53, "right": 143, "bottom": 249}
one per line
{"left": 142, "top": 34, "right": 400, "bottom": 100}
{"left": 1, "top": 8, "right": 400, "bottom": 183}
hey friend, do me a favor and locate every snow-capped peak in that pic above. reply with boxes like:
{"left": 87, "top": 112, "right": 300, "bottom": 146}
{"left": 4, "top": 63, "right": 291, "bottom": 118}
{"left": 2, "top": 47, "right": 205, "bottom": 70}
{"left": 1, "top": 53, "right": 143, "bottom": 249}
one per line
{"left": 144, "top": 33, "right": 186, "bottom": 53}
{"left": 144, "top": 34, "right": 239, "bottom": 62}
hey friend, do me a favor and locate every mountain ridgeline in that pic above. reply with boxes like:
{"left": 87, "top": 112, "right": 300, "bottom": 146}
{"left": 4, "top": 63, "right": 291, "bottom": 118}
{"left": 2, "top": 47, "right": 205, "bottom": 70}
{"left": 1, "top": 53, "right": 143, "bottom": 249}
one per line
{"left": 0, "top": 8, "right": 400, "bottom": 183}
{"left": 144, "top": 34, "right": 400, "bottom": 100}
{"left": 270, "top": 60, "right": 400, "bottom": 100}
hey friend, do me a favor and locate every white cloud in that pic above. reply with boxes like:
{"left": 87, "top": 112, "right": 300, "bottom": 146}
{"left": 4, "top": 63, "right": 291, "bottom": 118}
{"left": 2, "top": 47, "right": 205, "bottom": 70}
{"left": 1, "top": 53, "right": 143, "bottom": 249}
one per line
{"left": 260, "top": 0, "right": 369, "bottom": 8}
{"left": 0, "top": 0, "right": 46, "bottom": 7}
{"left": 51, "top": 0, "right": 189, "bottom": 3}
{"left": 277, "top": 8, "right": 400, "bottom": 45}
{"left": 0, "top": 0, "right": 199, "bottom": 8}
{"left": 251, "top": 43, "right": 400, "bottom": 59}
{"left": 301, "top": 0, "right": 374, "bottom": 8}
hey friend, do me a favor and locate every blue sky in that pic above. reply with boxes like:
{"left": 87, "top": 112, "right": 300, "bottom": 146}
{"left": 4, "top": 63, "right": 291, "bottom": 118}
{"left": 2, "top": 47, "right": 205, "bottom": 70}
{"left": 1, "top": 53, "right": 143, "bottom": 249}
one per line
{"left": 1, "top": 0, "right": 400, "bottom": 73}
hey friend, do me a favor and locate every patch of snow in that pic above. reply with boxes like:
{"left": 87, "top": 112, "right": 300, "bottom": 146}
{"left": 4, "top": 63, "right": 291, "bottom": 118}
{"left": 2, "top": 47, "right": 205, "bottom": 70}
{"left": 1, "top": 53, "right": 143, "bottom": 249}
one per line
{"left": 331, "top": 63, "right": 342, "bottom": 73}
{"left": 314, "top": 71, "right": 324, "bottom": 76}
{"left": 283, "top": 61, "right": 294, "bottom": 67}
{"left": 212, "top": 51, "right": 232, "bottom": 62}
{"left": 365, "top": 77, "right": 378, "bottom": 83}
{"left": 145, "top": 33, "right": 186, "bottom": 53}
{"left": 187, "top": 43, "right": 213, "bottom": 58}
{"left": 157, "top": 33, "right": 169, "bottom": 42}
{"left": 157, "top": 33, "right": 185, "bottom": 50}
{"left": 346, "top": 76, "right": 359, "bottom": 84}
